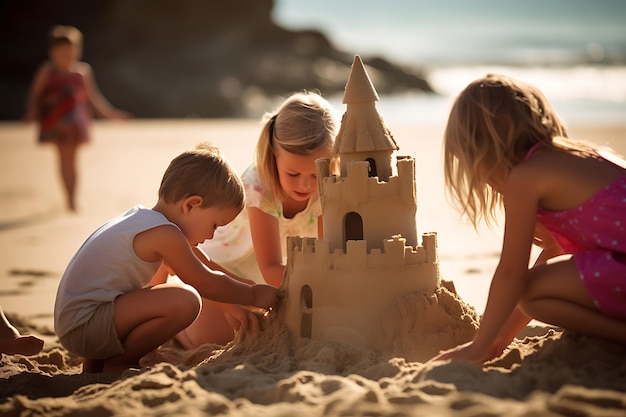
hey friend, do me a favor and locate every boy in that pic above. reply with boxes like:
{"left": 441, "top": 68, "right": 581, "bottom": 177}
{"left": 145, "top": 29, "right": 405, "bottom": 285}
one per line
{"left": 54, "top": 143, "right": 278, "bottom": 373}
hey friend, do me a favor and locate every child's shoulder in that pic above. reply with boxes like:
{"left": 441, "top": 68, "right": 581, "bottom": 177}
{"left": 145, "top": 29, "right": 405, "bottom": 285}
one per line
{"left": 241, "top": 165, "right": 260, "bottom": 182}
{"left": 126, "top": 207, "right": 186, "bottom": 257}
{"left": 73, "top": 61, "right": 93, "bottom": 76}
{"left": 113, "top": 205, "right": 175, "bottom": 230}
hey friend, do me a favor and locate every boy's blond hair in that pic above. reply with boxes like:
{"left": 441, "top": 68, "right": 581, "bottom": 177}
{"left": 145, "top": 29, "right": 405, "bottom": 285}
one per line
{"left": 159, "top": 142, "right": 244, "bottom": 211}
{"left": 444, "top": 74, "right": 596, "bottom": 228}
{"left": 255, "top": 91, "right": 337, "bottom": 200}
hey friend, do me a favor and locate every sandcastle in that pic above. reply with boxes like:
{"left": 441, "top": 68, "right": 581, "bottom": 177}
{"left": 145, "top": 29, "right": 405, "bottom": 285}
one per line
{"left": 282, "top": 55, "right": 442, "bottom": 347}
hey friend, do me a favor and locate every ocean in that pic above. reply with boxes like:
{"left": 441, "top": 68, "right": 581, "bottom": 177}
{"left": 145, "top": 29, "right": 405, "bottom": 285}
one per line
{"left": 273, "top": 0, "right": 626, "bottom": 124}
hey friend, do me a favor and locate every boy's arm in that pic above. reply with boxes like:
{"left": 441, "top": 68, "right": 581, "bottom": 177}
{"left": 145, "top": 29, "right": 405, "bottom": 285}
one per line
{"left": 135, "top": 224, "right": 276, "bottom": 309}
{"left": 147, "top": 263, "right": 170, "bottom": 287}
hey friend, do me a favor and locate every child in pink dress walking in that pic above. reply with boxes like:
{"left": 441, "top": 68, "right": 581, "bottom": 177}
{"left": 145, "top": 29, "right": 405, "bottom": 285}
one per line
{"left": 436, "top": 74, "right": 626, "bottom": 363}
{"left": 24, "top": 25, "right": 129, "bottom": 211}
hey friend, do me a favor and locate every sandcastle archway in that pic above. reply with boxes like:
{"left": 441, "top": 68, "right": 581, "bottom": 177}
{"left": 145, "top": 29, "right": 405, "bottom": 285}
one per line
{"left": 300, "top": 285, "right": 313, "bottom": 338}
{"left": 344, "top": 212, "right": 363, "bottom": 247}
{"left": 366, "top": 158, "right": 377, "bottom": 177}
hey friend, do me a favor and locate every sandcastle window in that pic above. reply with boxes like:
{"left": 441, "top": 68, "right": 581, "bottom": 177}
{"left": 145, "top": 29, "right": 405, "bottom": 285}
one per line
{"left": 366, "top": 158, "right": 377, "bottom": 177}
{"left": 300, "top": 285, "right": 313, "bottom": 339}
{"left": 344, "top": 212, "right": 363, "bottom": 245}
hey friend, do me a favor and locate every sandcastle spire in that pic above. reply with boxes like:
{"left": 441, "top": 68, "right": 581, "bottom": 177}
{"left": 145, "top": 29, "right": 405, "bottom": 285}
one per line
{"left": 333, "top": 55, "right": 398, "bottom": 160}
{"left": 342, "top": 55, "right": 379, "bottom": 104}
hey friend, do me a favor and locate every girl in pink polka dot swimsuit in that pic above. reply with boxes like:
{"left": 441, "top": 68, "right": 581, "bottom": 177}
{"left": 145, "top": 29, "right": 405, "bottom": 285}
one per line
{"left": 435, "top": 74, "right": 626, "bottom": 364}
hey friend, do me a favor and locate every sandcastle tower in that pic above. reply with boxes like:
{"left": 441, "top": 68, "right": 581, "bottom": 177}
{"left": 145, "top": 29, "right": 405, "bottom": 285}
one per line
{"left": 282, "top": 56, "right": 440, "bottom": 346}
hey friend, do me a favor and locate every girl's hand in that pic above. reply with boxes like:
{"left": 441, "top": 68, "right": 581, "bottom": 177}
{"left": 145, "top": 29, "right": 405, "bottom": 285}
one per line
{"left": 251, "top": 284, "right": 279, "bottom": 311}
{"left": 221, "top": 303, "right": 251, "bottom": 332}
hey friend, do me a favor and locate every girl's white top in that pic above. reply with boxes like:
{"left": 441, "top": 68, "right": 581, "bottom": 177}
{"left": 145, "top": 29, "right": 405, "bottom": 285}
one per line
{"left": 199, "top": 165, "right": 321, "bottom": 283}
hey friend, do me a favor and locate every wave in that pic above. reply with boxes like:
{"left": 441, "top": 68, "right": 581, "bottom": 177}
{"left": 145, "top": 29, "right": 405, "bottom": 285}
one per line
{"left": 325, "top": 65, "right": 626, "bottom": 125}
{"left": 273, "top": 0, "right": 626, "bottom": 124}
{"left": 428, "top": 65, "right": 626, "bottom": 103}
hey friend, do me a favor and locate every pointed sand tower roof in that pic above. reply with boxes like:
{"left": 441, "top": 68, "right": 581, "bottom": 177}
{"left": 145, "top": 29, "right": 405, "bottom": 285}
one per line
{"left": 333, "top": 55, "right": 398, "bottom": 155}
{"left": 342, "top": 55, "right": 380, "bottom": 104}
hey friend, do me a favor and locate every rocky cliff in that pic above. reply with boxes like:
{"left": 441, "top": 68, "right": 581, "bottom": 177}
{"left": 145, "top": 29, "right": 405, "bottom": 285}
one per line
{"left": 0, "top": 0, "right": 432, "bottom": 119}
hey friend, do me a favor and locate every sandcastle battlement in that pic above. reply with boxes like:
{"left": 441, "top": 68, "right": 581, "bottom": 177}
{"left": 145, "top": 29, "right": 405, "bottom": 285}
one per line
{"left": 286, "top": 233, "right": 437, "bottom": 271}
{"left": 284, "top": 233, "right": 440, "bottom": 342}
{"left": 316, "top": 156, "right": 418, "bottom": 252}
{"left": 317, "top": 157, "right": 416, "bottom": 204}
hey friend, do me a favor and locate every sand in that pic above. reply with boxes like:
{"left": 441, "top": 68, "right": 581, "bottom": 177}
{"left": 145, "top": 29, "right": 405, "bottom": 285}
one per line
{"left": 1, "top": 119, "right": 625, "bottom": 416}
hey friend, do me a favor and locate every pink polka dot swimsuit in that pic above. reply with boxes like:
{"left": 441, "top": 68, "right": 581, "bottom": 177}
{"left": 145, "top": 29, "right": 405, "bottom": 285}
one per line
{"left": 529, "top": 145, "right": 626, "bottom": 319}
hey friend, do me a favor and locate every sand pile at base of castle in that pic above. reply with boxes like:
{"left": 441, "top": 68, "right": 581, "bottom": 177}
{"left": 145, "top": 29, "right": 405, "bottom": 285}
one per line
{"left": 2, "top": 283, "right": 625, "bottom": 416}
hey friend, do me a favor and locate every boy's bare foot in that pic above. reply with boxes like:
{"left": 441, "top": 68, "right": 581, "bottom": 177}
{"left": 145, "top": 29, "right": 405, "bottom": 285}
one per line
{"left": 139, "top": 348, "right": 183, "bottom": 367}
{"left": 102, "top": 361, "right": 139, "bottom": 375}
{"left": 82, "top": 358, "right": 105, "bottom": 373}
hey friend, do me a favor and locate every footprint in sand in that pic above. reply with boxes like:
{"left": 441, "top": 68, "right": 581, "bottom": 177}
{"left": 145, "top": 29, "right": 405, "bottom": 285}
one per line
{"left": 8, "top": 269, "right": 53, "bottom": 278}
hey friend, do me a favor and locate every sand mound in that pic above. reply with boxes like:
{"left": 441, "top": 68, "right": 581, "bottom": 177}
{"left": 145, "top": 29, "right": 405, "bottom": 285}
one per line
{"left": 1, "top": 286, "right": 625, "bottom": 416}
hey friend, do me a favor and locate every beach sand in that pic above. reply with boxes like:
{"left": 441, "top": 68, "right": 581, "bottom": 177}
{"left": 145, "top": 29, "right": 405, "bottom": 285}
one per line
{"left": 1, "top": 119, "right": 625, "bottom": 416}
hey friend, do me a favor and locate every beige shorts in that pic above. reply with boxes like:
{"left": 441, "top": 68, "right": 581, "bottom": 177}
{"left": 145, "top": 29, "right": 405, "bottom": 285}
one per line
{"left": 59, "top": 301, "right": 125, "bottom": 359}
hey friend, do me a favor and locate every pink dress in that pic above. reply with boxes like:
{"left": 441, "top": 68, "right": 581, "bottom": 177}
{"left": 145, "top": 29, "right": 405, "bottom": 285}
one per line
{"left": 528, "top": 145, "right": 626, "bottom": 319}
{"left": 38, "top": 67, "right": 90, "bottom": 145}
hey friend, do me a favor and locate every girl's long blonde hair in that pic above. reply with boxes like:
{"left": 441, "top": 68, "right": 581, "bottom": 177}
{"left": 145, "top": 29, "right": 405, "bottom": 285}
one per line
{"left": 443, "top": 73, "right": 595, "bottom": 228}
{"left": 255, "top": 91, "right": 337, "bottom": 200}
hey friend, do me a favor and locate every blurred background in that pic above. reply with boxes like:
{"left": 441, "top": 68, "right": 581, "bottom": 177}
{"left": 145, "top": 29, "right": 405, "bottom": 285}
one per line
{"left": 275, "top": 0, "right": 626, "bottom": 125}
{"left": 1, "top": 0, "right": 625, "bottom": 123}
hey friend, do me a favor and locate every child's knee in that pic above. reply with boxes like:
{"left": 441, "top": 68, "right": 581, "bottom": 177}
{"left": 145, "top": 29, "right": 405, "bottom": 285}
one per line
{"left": 171, "top": 284, "right": 202, "bottom": 320}
{"left": 517, "top": 273, "right": 537, "bottom": 310}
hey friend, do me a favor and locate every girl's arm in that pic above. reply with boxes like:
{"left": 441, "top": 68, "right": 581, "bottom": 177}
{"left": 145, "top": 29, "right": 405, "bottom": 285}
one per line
{"left": 470, "top": 169, "right": 540, "bottom": 359}
{"left": 248, "top": 206, "right": 285, "bottom": 287}
{"left": 191, "top": 246, "right": 256, "bottom": 331}
{"left": 437, "top": 166, "right": 540, "bottom": 362}
{"left": 81, "top": 62, "right": 130, "bottom": 119}
{"left": 533, "top": 222, "right": 565, "bottom": 261}
{"left": 23, "top": 64, "right": 50, "bottom": 121}
{"left": 486, "top": 225, "right": 562, "bottom": 358}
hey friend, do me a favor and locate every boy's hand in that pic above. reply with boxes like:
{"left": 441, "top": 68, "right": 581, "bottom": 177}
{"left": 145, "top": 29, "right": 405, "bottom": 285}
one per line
{"left": 251, "top": 284, "right": 279, "bottom": 311}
